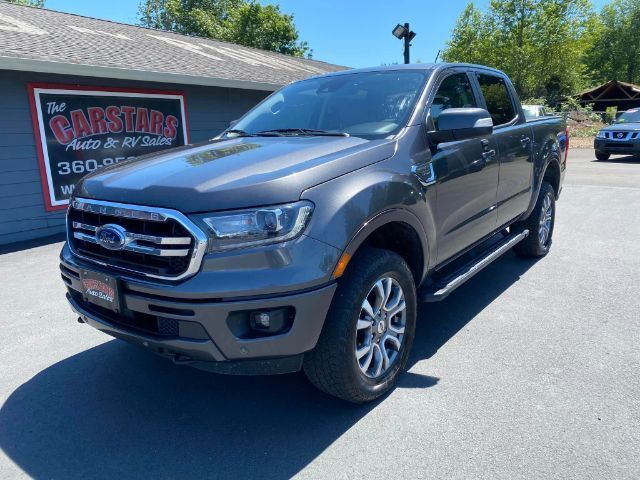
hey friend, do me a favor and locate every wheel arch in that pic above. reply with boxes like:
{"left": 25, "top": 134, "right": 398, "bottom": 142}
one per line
{"left": 341, "top": 209, "right": 430, "bottom": 286}
{"left": 524, "top": 138, "right": 562, "bottom": 219}
{"left": 542, "top": 156, "right": 561, "bottom": 199}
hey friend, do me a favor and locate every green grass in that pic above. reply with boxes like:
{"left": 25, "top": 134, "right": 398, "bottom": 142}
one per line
{"left": 569, "top": 125, "right": 601, "bottom": 138}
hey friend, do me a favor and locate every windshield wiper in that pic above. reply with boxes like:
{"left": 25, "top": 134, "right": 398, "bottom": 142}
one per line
{"left": 225, "top": 129, "right": 285, "bottom": 138}
{"left": 256, "top": 128, "right": 350, "bottom": 137}
{"left": 224, "top": 129, "right": 256, "bottom": 138}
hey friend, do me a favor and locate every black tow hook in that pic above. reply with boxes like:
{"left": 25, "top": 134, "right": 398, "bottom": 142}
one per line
{"left": 171, "top": 354, "right": 194, "bottom": 365}
{"left": 77, "top": 317, "right": 85, "bottom": 324}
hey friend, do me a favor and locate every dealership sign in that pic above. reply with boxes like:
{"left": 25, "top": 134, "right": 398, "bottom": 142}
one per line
{"left": 28, "top": 85, "right": 189, "bottom": 210}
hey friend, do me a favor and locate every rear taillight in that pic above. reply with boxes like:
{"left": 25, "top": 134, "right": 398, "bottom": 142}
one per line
{"left": 564, "top": 127, "right": 569, "bottom": 163}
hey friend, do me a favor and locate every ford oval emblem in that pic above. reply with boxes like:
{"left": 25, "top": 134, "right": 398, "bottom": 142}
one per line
{"left": 95, "top": 224, "right": 127, "bottom": 251}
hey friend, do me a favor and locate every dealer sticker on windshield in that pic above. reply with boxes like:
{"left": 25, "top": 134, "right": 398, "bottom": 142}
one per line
{"left": 80, "top": 269, "right": 120, "bottom": 312}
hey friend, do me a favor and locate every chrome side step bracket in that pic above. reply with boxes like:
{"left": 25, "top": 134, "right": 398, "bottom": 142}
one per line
{"left": 419, "top": 229, "right": 529, "bottom": 302}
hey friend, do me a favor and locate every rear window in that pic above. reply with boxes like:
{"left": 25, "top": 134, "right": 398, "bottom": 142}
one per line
{"left": 522, "top": 105, "right": 545, "bottom": 119}
{"left": 477, "top": 74, "right": 517, "bottom": 126}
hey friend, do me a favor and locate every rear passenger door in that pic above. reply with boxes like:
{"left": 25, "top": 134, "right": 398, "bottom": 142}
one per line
{"left": 475, "top": 73, "right": 533, "bottom": 226}
{"left": 428, "top": 71, "right": 499, "bottom": 264}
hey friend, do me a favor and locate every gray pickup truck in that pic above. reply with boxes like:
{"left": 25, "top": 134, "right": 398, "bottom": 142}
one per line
{"left": 60, "top": 63, "right": 568, "bottom": 403}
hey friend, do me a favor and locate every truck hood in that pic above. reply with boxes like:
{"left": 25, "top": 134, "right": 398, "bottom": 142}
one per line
{"left": 601, "top": 123, "right": 640, "bottom": 132}
{"left": 76, "top": 136, "right": 396, "bottom": 212}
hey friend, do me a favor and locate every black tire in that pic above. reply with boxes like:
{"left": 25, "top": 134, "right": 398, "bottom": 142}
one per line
{"left": 595, "top": 151, "right": 610, "bottom": 161}
{"left": 513, "top": 181, "right": 556, "bottom": 257}
{"left": 303, "top": 248, "right": 417, "bottom": 403}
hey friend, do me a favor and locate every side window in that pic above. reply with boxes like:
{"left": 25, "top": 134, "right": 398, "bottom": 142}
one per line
{"left": 477, "top": 74, "right": 517, "bottom": 126}
{"left": 430, "top": 73, "right": 477, "bottom": 130}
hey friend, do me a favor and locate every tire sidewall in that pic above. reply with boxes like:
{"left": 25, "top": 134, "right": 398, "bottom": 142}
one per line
{"left": 536, "top": 184, "right": 556, "bottom": 255}
{"left": 339, "top": 253, "right": 417, "bottom": 399}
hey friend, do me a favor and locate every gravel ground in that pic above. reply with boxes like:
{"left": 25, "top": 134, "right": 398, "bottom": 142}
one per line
{"left": 0, "top": 149, "right": 638, "bottom": 480}
{"left": 569, "top": 136, "right": 595, "bottom": 149}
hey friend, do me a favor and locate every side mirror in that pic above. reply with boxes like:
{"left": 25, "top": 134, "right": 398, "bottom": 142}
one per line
{"left": 429, "top": 108, "right": 493, "bottom": 144}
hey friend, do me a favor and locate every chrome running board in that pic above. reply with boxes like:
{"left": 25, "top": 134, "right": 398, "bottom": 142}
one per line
{"left": 419, "top": 229, "right": 529, "bottom": 302}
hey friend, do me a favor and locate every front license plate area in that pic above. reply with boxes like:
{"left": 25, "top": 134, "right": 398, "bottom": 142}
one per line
{"left": 80, "top": 269, "right": 120, "bottom": 312}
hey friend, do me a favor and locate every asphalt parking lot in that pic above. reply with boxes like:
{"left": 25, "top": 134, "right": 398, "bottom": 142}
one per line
{"left": 0, "top": 149, "right": 638, "bottom": 480}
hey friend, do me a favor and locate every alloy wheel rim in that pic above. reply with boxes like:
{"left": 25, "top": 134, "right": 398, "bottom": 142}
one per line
{"left": 538, "top": 193, "right": 553, "bottom": 247}
{"left": 355, "top": 277, "right": 406, "bottom": 379}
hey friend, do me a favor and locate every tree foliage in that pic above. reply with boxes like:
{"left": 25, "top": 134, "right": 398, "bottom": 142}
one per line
{"left": 442, "top": 4, "right": 493, "bottom": 65}
{"left": 137, "top": 0, "right": 309, "bottom": 57}
{"left": 443, "top": 0, "right": 595, "bottom": 104}
{"left": 8, "top": 0, "right": 45, "bottom": 6}
{"left": 584, "top": 0, "right": 640, "bottom": 85}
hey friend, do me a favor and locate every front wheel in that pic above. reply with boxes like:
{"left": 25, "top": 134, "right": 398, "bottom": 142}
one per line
{"left": 595, "top": 151, "right": 610, "bottom": 161}
{"left": 304, "top": 248, "right": 417, "bottom": 403}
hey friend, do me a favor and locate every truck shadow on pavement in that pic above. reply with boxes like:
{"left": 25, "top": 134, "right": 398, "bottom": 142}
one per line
{"left": 593, "top": 154, "right": 639, "bottom": 163}
{"left": 0, "top": 252, "right": 536, "bottom": 480}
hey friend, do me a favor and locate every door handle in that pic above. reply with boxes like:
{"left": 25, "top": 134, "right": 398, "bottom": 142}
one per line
{"left": 481, "top": 149, "right": 496, "bottom": 161}
{"left": 520, "top": 136, "right": 531, "bottom": 148}
{"left": 480, "top": 138, "right": 496, "bottom": 161}
{"left": 469, "top": 157, "right": 487, "bottom": 172}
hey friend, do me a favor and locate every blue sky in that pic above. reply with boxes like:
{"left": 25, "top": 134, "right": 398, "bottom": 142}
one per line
{"left": 45, "top": 0, "right": 609, "bottom": 68}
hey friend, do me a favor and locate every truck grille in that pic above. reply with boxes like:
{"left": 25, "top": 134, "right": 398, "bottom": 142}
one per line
{"left": 67, "top": 198, "right": 208, "bottom": 280}
{"left": 609, "top": 131, "right": 639, "bottom": 140}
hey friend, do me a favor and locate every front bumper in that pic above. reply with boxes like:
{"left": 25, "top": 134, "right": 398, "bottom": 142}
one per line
{"left": 60, "top": 241, "right": 338, "bottom": 374}
{"left": 594, "top": 138, "right": 640, "bottom": 155}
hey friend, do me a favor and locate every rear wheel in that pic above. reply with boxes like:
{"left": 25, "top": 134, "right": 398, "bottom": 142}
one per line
{"left": 304, "top": 248, "right": 416, "bottom": 403}
{"left": 595, "top": 151, "right": 610, "bottom": 161}
{"left": 513, "top": 181, "right": 556, "bottom": 257}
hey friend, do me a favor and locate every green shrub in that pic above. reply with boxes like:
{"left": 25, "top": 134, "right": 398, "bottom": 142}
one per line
{"left": 559, "top": 97, "right": 602, "bottom": 122}
{"left": 569, "top": 126, "right": 601, "bottom": 137}
{"left": 521, "top": 97, "right": 549, "bottom": 107}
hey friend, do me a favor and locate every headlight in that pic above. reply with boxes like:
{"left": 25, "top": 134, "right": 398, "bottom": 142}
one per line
{"left": 596, "top": 131, "right": 606, "bottom": 138}
{"left": 195, "top": 201, "right": 314, "bottom": 251}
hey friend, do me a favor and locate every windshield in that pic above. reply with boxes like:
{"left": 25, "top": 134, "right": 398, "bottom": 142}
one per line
{"left": 614, "top": 108, "right": 640, "bottom": 124}
{"left": 231, "top": 70, "right": 430, "bottom": 140}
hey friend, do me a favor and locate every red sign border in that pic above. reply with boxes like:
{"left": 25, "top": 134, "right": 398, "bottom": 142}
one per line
{"left": 27, "top": 83, "right": 190, "bottom": 212}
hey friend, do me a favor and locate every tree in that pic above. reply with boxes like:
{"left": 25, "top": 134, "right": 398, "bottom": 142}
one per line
{"left": 137, "top": 0, "right": 310, "bottom": 57}
{"left": 138, "top": 0, "right": 243, "bottom": 37}
{"left": 443, "top": 0, "right": 595, "bottom": 103}
{"left": 8, "top": 0, "right": 45, "bottom": 6}
{"left": 584, "top": 0, "right": 640, "bottom": 85}
{"left": 529, "top": 0, "right": 595, "bottom": 104}
{"left": 224, "top": 2, "right": 310, "bottom": 57}
{"left": 443, "top": 4, "right": 495, "bottom": 66}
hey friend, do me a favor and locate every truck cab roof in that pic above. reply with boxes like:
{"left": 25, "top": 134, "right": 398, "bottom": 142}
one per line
{"left": 303, "top": 62, "right": 509, "bottom": 81}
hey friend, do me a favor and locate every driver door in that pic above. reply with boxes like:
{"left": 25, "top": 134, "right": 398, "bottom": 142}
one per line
{"left": 429, "top": 71, "right": 499, "bottom": 264}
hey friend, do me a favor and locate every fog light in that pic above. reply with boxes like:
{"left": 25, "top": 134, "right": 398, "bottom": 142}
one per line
{"left": 249, "top": 308, "right": 291, "bottom": 334}
{"left": 253, "top": 312, "right": 271, "bottom": 329}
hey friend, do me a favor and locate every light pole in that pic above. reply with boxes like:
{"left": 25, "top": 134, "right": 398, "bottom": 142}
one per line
{"left": 392, "top": 23, "right": 416, "bottom": 64}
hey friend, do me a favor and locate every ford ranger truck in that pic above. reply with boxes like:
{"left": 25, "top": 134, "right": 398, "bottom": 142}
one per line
{"left": 60, "top": 64, "right": 568, "bottom": 403}
{"left": 594, "top": 108, "right": 640, "bottom": 160}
